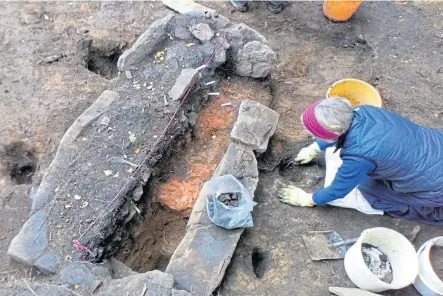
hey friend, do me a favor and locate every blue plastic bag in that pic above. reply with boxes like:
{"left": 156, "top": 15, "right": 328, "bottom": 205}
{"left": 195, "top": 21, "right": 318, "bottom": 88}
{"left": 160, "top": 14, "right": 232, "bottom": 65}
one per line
{"left": 205, "top": 175, "right": 256, "bottom": 229}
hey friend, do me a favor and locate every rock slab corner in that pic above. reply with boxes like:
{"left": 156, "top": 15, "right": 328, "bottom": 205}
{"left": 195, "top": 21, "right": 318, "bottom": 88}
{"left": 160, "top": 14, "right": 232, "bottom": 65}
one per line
{"left": 230, "top": 100, "right": 279, "bottom": 153}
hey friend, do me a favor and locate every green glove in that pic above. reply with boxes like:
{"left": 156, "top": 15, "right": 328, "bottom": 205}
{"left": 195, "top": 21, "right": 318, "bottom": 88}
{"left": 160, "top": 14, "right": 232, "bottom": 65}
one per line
{"left": 278, "top": 185, "right": 315, "bottom": 207}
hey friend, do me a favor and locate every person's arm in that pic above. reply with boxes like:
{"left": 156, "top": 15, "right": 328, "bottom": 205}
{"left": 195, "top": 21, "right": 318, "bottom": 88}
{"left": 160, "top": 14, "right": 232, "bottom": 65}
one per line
{"left": 315, "top": 139, "right": 336, "bottom": 152}
{"left": 313, "top": 156, "right": 375, "bottom": 205}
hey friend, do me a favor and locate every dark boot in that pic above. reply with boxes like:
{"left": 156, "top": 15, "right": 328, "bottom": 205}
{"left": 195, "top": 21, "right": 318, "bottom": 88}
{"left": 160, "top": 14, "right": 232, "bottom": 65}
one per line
{"left": 229, "top": 0, "right": 248, "bottom": 12}
{"left": 266, "top": 1, "right": 284, "bottom": 14}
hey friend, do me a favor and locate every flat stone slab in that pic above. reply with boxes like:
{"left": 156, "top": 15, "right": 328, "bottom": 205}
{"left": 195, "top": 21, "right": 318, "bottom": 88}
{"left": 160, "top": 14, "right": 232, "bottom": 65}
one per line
{"left": 162, "top": 0, "right": 215, "bottom": 17}
{"left": 168, "top": 68, "right": 200, "bottom": 101}
{"left": 231, "top": 100, "right": 280, "bottom": 153}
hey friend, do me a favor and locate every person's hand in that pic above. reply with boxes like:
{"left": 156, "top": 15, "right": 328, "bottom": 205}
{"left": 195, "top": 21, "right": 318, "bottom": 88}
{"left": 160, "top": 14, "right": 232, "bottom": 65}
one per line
{"left": 278, "top": 185, "right": 314, "bottom": 207}
{"left": 294, "top": 143, "right": 320, "bottom": 165}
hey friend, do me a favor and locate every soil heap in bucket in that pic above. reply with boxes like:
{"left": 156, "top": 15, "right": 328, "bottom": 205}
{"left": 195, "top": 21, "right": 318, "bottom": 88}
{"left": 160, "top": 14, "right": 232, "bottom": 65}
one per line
{"left": 344, "top": 227, "right": 419, "bottom": 293}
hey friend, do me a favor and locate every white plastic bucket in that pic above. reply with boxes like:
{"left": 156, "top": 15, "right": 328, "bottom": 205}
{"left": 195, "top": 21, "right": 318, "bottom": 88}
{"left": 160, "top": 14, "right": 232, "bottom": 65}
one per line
{"left": 344, "top": 227, "right": 419, "bottom": 292}
{"left": 414, "top": 237, "right": 443, "bottom": 296}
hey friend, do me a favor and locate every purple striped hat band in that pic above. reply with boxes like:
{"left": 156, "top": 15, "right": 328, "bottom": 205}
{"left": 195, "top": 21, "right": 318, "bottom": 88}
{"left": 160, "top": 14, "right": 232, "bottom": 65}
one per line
{"left": 302, "top": 100, "right": 342, "bottom": 141}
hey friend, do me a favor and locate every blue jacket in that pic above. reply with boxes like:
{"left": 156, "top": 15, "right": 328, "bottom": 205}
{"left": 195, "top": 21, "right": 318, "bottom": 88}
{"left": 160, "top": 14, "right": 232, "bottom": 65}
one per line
{"left": 314, "top": 105, "right": 443, "bottom": 225}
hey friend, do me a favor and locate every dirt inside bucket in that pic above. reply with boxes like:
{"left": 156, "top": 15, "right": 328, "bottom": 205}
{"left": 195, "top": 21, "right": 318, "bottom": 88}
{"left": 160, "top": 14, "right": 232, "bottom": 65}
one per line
{"left": 362, "top": 243, "right": 393, "bottom": 284}
{"left": 430, "top": 245, "right": 443, "bottom": 281}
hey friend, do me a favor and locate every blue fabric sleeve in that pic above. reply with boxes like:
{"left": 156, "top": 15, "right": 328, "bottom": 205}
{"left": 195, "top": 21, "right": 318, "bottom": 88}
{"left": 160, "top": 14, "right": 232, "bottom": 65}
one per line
{"left": 315, "top": 139, "right": 336, "bottom": 152}
{"left": 313, "top": 156, "right": 375, "bottom": 205}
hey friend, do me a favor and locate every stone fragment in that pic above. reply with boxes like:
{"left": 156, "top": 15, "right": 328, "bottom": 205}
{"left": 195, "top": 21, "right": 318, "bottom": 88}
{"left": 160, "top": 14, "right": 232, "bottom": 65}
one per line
{"left": 172, "top": 289, "right": 192, "bottom": 296}
{"left": 43, "top": 54, "right": 63, "bottom": 63}
{"left": 329, "top": 287, "right": 382, "bottom": 296}
{"left": 20, "top": 10, "right": 42, "bottom": 25}
{"left": 76, "top": 27, "right": 89, "bottom": 34}
{"left": 108, "top": 258, "right": 137, "bottom": 279}
{"left": 131, "top": 184, "right": 144, "bottom": 201}
{"left": 235, "top": 41, "right": 277, "bottom": 78}
{"left": 59, "top": 262, "right": 111, "bottom": 292}
{"left": 166, "top": 225, "right": 243, "bottom": 296}
{"left": 190, "top": 23, "right": 214, "bottom": 42}
{"left": 222, "top": 23, "right": 276, "bottom": 78}
{"left": 187, "top": 112, "right": 198, "bottom": 126}
{"left": 124, "top": 70, "right": 132, "bottom": 79}
{"left": 162, "top": 0, "right": 215, "bottom": 16}
{"left": 35, "top": 252, "right": 61, "bottom": 275}
{"left": 7, "top": 210, "right": 48, "bottom": 266}
{"left": 97, "top": 270, "right": 174, "bottom": 296}
{"left": 118, "top": 14, "right": 174, "bottom": 71}
{"left": 168, "top": 68, "right": 200, "bottom": 101}
{"left": 231, "top": 100, "right": 279, "bottom": 153}
{"left": 100, "top": 116, "right": 110, "bottom": 126}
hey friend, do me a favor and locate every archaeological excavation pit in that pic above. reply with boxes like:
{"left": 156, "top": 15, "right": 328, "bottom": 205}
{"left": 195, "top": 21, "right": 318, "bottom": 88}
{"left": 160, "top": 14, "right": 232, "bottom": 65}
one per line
{"left": 6, "top": 13, "right": 279, "bottom": 296}
{"left": 116, "top": 77, "right": 275, "bottom": 274}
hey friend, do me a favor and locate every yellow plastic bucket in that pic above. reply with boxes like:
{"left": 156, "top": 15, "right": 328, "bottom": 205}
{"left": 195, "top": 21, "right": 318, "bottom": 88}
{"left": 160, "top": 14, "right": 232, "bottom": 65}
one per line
{"left": 326, "top": 79, "right": 382, "bottom": 107}
{"left": 323, "top": 0, "right": 363, "bottom": 22}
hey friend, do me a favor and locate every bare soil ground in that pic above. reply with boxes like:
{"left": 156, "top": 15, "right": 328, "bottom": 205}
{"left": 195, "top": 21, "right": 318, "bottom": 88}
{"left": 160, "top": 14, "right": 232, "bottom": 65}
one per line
{"left": 1, "top": 1, "right": 443, "bottom": 295}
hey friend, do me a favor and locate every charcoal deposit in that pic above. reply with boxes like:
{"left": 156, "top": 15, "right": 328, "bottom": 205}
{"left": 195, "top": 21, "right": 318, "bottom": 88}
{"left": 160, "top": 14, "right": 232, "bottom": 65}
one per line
{"left": 217, "top": 192, "right": 242, "bottom": 207}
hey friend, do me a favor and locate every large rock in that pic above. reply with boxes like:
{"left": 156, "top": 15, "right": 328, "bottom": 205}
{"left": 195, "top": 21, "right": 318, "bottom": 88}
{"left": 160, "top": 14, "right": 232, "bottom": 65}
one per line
{"left": 168, "top": 68, "right": 200, "bottom": 101}
{"left": 223, "top": 23, "right": 276, "bottom": 78}
{"left": 35, "top": 252, "right": 61, "bottom": 275}
{"left": 7, "top": 210, "right": 49, "bottom": 266}
{"left": 97, "top": 270, "right": 176, "bottom": 296}
{"left": 117, "top": 14, "right": 174, "bottom": 71}
{"left": 166, "top": 225, "right": 243, "bottom": 295}
{"left": 190, "top": 23, "right": 214, "bottom": 42}
{"left": 31, "top": 90, "right": 119, "bottom": 212}
{"left": 59, "top": 262, "right": 112, "bottom": 292}
{"left": 230, "top": 100, "right": 280, "bottom": 153}
{"left": 235, "top": 41, "right": 277, "bottom": 78}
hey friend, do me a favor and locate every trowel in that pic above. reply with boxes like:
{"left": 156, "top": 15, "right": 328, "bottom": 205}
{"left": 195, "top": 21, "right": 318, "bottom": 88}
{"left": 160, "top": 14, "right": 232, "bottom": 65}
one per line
{"left": 302, "top": 230, "right": 358, "bottom": 260}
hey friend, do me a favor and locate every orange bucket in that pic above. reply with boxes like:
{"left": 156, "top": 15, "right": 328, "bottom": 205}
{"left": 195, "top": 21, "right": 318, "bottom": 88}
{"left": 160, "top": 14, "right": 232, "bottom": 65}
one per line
{"left": 323, "top": 0, "right": 362, "bottom": 22}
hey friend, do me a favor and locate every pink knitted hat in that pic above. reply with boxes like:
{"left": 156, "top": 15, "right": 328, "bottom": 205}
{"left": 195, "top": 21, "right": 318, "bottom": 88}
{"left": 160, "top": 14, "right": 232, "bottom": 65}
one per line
{"left": 302, "top": 100, "right": 341, "bottom": 140}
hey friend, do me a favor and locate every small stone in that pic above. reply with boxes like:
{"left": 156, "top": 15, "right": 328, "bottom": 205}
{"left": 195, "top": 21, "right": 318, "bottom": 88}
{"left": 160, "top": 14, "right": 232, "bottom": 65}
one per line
{"left": 43, "top": 54, "right": 63, "bottom": 63}
{"left": 86, "top": 218, "right": 93, "bottom": 223}
{"left": 35, "top": 252, "right": 61, "bottom": 275}
{"left": 76, "top": 27, "right": 89, "bottom": 34}
{"left": 190, "top": 23, "right": 214, "bottom": 42}
{"left": 74, "top": 195, "right": 81, "bottom": 200}
{"left": 168, "top": 68, "right": 200, "bottom": 101}
{"left": 147, "top": 85, "right": 153, "bottom": 90}
{"left": 124, "top": 70, "right": 133, "bottom": 79}
{"left": 187, "top": 112, "right": 198, "bottom": 126}
{"left": 100, "top": 116, "right": 110, "bottom": 126}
